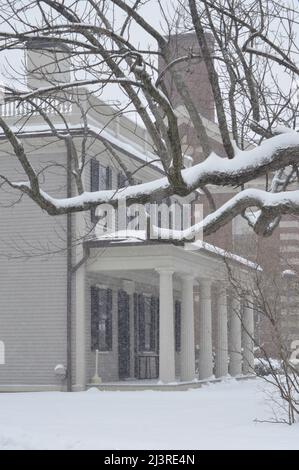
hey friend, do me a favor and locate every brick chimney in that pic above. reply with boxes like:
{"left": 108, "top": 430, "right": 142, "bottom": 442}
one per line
{"left": 159, "top": 32, "right": 215, "bottom": 122}
{"left": 26, "top": 38, "right": 71, "bottom": 90}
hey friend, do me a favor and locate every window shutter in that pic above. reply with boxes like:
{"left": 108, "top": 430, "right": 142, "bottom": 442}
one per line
{"left": 106, "top": 166, "right": 113, "bottom": 190}
{"left": 157, "top": 297, "right": 160, "bottom": 353}
{"left": 106, "top": 288, "right": 113, "bottom": 350}
{"left": 175, "top": 300, "right": 181, "bottom": 352}
{"left": 150, "top": 296, "right": 156, "bottom": 351}
{"left": 117, "top": 172, "right": 127, "bottom": 189}
{"left": 117, "top": 172, "right": 122, "bottom": 189}
{"left": 90, "top": 159, "right": 99, "bottom": 223}
{"left": 90, "top": 158, "right": 99, "bottom": 192}
{"left": 91, "top": 286, "right": 99, "bottom": 351}
{"left": 138, "top": 294, "right": 145, "bottom": 352}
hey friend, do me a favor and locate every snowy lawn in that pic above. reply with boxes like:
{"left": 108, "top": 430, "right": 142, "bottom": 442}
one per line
{"left": 0, "top": 378, "right": 299, "bottom": 450}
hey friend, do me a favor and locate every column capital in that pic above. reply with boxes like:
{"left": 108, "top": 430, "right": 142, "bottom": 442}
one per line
{"left": 156, "top": 267, "right": 174, "bottom": 275}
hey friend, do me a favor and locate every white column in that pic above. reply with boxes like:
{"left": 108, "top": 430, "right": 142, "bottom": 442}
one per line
{"left": 123, "top": 280, "right": 135, "bottom": 378}
{"left": 215, "top": 285, "right": 228, "bottom": 378}
{"left": 75, "top": 262, "right": 86, "bottom": 391}
{"left": 180, "top": 274, "right": 196, "bottom": 382}
{"left": 198, "top": 279, "right": 213, "bottom": 380}
{"left": 243, "top": 301, "right": 255, "bottom": 375}
{"left": 157, "top": 268, "right": 175, "bottom": 383}
{"left": 229, "top": 297, "right": 242, "bottom": 376}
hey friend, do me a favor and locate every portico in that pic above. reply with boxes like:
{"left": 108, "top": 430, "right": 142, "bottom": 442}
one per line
{"left": 74, "top": 236, "right": 257, "bottom": 390}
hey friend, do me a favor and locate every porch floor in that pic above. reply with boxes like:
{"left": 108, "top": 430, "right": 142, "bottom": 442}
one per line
{"left": 88, "top": 375, "right": 255, "bottom": 391}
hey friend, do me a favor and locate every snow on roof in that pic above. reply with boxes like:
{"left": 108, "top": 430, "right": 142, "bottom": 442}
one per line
{"left": 97, "top": 230, "right": 147, "bottom": 244}
{"left": 190, "top": 239, "right": 261, "bottom": 270}
{"left": 0, "top": 121, "right": 163, "bottom": 172}
{"left": 95, "top": 230, "right": 261, "bottom": 270}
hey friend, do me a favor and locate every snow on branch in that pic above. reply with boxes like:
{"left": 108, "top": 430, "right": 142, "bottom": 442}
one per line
{"left": 3, "top": 131, "right": 298, "bottom": 239}
{"left": 183, "top": 187, "right": 299, "bottom": 238}
{"left": 152, "top": 185, "right": 299, "bottom": 240}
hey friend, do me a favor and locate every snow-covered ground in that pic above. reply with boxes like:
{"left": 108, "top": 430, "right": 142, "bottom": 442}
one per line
{"left": 0, "top": 378, "right": 298, "bottom": 450}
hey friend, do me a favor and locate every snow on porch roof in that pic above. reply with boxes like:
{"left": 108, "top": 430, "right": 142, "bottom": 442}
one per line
{"left": 86, "top": 230, "right": 261, "bottom": 271}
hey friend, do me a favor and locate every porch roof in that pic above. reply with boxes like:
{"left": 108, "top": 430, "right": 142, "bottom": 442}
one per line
{"left": 85, "top": 231, "right": 260, "bottom": 281}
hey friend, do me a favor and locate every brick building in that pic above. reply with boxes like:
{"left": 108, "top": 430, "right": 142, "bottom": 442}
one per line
{"left": 161, "top": 32, "right": 299, "bottom": 358}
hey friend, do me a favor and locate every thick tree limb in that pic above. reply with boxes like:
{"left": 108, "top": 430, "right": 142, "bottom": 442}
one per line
{"left": 2, "top": 132, "right": 298, "bottom": 229}
{"left": 155, "top": 187, "right": 299, "bottom": 240}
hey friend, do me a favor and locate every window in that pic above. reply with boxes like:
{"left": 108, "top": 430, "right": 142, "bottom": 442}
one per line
{"left": 90, "top": 158, "right": 99, "bottom": 193}
{"left": 99, "top": 164, "right": 112, "bottom": 190}
{"left": 138, "top": 294, "right": 158, "bottom": 352}
{"left": 90, "top": 158, "right": 112, "bottom": 191}
{"left": 90, "top": 159, "right": 112, "bottom": 224}
{"left": 155, "top": 198, "right": 184, "bottom": 231}
{"left": 91, "top": 286, "right": 113, "bottom": 351}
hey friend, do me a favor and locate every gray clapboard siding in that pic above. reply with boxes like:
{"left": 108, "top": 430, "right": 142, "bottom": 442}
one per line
{"left": 0, "top": 149, "right": 68, "bottom": 386}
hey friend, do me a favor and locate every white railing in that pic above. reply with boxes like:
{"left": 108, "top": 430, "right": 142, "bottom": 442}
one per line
{"left": 0, "top": 98, "right": 73, "bottom": 117}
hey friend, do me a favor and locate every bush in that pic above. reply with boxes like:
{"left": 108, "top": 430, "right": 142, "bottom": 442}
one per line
{"left": 254, "top": 358, "right": 282, "bottom": 376}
